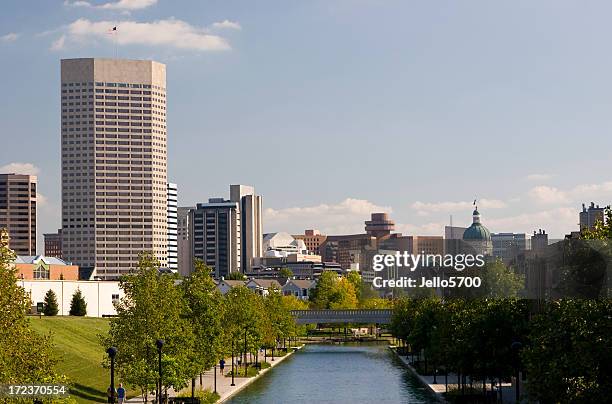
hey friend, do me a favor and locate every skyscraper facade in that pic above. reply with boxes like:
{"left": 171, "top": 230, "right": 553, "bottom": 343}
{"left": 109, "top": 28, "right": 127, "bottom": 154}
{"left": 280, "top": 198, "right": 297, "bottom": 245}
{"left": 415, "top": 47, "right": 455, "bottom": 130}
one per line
{"left": 230, "top": 184, "right": 263, "bottom": 272}
{"left": 44, "top": 229, "right": 63, "bottom": 259}
{"left": 190, "top": 198, "right": 241, "bottom": 278}
{"left": 61, "top": 58, "right": 167, "bottom": 279}
{"left": 177, "top": 206, "right": 195, "bottom": 276}
{"left": 0, "top": 173, "right": 37, "bottom": 255}
{"left": 167, "top": 182, "right": 178, "bottom": 272}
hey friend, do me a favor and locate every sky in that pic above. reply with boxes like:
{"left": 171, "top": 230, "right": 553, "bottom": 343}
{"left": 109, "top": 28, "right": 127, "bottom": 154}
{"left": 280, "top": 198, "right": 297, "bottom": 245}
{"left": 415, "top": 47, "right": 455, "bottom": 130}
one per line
{"left": 2, "top": 0, "right": 612, "bottom": 251}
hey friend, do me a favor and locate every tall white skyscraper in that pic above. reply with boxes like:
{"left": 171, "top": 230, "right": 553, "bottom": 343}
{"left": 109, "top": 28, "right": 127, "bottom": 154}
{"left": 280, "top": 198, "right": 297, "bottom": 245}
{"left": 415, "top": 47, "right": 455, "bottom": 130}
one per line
{"left": 230, "top": 184, "right": 263, "bottom": 272}
{"left": 61, "top": 58, "right": 168, "bottom": 279}
{"left": 167, "top": 182, "right": 178, "bottom": 272}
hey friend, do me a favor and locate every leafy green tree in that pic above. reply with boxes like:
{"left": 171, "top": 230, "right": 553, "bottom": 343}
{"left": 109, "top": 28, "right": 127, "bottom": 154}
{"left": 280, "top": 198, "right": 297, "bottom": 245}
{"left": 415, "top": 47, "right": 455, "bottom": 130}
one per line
{"left": 100, "top": 252, "right": 195, "bottom": 399}
{"left": 227, "top": 272, "right": 246, "bottom": 280}
{"left": 69, "top": 288, "right": 87, "bottom": 316}
{"left": 0, "top": 228, "right": 66, "bottom": 385}
{"left": 523, "top": 299, "right": 612, "bottom": 403}
{"left": 43, "top": 289, "right": 59, "bottom": 316}
{"left": 181, "top": 260, "right": 224, "bottom": 377}
{"left": 359, "top": 297, "right": 392, "bottom": 309}
{"left": 329, "top": 277, "right": 358, "bottom": 309}
{"left": 310, "top": 271, "right": 338, "bottom": 309}
{"left": 310, "top": 272, "right": 358, "bottom": 309}
{"left": 278, "top": 268, "right": 293, "bottom": 278}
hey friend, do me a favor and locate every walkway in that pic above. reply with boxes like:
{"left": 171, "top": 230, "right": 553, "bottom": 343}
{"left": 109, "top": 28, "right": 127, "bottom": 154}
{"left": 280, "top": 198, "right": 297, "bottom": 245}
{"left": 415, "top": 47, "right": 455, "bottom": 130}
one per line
{"left": 291, "top": 309, "right": 393, "bottom": 324}
{"left": 390, "top": 346, "right": 518, "bottom": 404}
{"left": 126, "top": 346, "right": 301, "bottom": 403}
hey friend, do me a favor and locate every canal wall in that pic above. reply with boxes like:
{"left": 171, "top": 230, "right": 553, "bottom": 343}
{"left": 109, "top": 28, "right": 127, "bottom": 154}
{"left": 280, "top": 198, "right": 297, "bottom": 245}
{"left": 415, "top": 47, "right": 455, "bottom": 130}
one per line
{"left": 388, "top": 346, "right": 448, "bottom": 403}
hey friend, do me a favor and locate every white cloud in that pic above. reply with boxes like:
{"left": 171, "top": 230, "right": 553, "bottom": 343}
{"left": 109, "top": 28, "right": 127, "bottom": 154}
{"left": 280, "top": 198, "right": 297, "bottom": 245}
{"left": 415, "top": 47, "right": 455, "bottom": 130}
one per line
{"left": 51, "top": 35, "right": 66, "bottom": 51}
{"left": 211, "top": 20, "right": 242, "bottom": 30}
{"left": 64, "top": 0, "right": 157, "bottom": 10}
{"left": 264, "top": 198, "right": 392, "bottom": 235}
{"left": 0, "top": 162, "right": 40, "bottom": 176}
{"left": 51, "top": 18, "right": 233, "bottom": 51}
{"left": 528, "top": 185, "right": 569, "bottom": 204}
{"left": 410, "top": 198, "right": 507, "bottom": 216}
{"left": 526, "top": 173, "right": 552, "bottom": 181}
{"left": 1, "top": 32, "right": 19, "bottom": 42}
{"left": 36, "top": 193, "right": 48, "bottom": 207}
{"left": 487, "top": 207, "right": 576, "bottom": 239}
{"left": 396, "top": 222, "right": 446, "bottom": 236}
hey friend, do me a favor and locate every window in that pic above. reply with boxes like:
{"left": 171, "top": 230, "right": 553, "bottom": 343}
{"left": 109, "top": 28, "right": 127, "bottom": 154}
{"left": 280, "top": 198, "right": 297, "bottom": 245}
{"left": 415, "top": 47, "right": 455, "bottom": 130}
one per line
{"left": 33, "top": 263, "right": 50, "bottom": 279}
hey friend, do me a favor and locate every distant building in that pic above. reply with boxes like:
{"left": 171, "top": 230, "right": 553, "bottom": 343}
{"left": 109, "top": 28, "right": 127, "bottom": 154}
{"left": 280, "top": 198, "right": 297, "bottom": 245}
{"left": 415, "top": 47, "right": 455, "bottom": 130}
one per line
{"left": 44, "top": 229, "right": 63, "bottom": 259}
{"left": 413, "top": 236, "right": 444, "bottom": 255}
{"left": 245, "top": 278, "right": 282, "bottom": 296}
{"left": 292, "top": 229, "right": 327, "bottom": 255}
{"left": 579, "top": 202, "right": 608, "bottom": 231}
{"left": 217, "top": 279, "right": 246, "bottom": 295}
{"left": 445, "top": 225, "right": 467, "bottom": 255}
{"left": 531, "top": 229, "right": 548, "bottom": 253}
{"left": 177, "top": 206, "right": 194, "bottom": 276}
{"left": 491, "top": 233, "right": 528, "bottom": 264}
{"left": 61, "top": 58, "right": 168, "bottom": 279}
{"left": 14, "top": 255, "right": 78, "bottom": 280}
{"left": 263, "top": 232, "right": 308, "bottom": 257}
{"left": 462, "top": 206, "right": 493, "bottom": 256}
{"left": 230, "top": 184, "right": 263, "bottom": 273}
{"left": 17, "top": 279, "right": 122, "bottom": 317}
{"left": 365, "top": 213, "right": 396, "bottom": 238}
{"left": 167, "top": 183, "right": 178, "bottom": 272}
{"left": 282, "top": 279, "right": 316, "bottom": 300}
{"left": 0, "top": 173, "right": 37, "bottom": 255}
{"left": 190, "top": 198, "right": 241, "bottom": 278}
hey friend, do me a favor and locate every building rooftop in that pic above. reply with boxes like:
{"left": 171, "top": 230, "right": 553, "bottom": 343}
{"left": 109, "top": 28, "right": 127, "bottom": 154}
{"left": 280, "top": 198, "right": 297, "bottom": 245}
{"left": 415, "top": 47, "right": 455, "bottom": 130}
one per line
{"left": 14, "top": 255, "right": 71, "bottom": 265}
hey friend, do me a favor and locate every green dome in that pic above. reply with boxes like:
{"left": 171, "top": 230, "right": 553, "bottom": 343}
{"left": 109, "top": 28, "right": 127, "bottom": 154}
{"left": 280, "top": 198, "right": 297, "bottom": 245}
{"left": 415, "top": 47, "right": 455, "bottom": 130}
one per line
{"left": 463, "top": 223, "right": 491, "bottom": 241}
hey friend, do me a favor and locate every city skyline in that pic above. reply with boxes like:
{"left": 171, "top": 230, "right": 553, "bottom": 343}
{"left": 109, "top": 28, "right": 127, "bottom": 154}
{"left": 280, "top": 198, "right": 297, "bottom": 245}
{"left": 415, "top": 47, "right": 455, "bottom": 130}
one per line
{"left": 2, "top": 1, "right": 612, "bottom": 244}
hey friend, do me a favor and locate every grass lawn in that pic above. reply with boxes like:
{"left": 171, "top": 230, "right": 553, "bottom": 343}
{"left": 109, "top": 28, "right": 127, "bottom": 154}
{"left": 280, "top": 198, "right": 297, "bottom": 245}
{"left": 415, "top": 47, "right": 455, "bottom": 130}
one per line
{"left": 29, "top": 316, "right": 112, "bottom": 403}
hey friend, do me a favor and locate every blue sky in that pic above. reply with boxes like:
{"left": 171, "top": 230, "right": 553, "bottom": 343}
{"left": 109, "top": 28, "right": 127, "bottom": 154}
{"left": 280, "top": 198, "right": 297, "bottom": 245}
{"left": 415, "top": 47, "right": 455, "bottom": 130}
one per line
{"left": 2, "top": 0, "right": 612, "bottom": 249}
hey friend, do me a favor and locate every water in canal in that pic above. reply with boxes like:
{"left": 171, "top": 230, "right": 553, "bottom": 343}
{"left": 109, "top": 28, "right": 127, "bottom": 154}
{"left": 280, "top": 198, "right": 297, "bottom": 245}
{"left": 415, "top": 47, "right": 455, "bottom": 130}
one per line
{"left": 227, "top": 343, "right": 437, "bottom": 403}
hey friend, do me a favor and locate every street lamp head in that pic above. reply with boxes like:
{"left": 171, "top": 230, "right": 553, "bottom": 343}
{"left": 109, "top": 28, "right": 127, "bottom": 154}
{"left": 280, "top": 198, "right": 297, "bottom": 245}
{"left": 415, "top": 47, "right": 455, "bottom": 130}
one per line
{"left": 511, "top": 341, "right": 523, "bottom": 351}
{"left": 107, "top": 346, "right": 117, "bottom": 358}
{"left": 156, "top": 339, "right": 164, "bottom": 350}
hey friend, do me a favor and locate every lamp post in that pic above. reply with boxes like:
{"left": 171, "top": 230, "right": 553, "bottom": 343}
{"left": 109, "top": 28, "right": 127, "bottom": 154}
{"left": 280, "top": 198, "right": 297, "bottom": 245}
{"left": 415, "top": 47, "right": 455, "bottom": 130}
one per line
{"left": 156, "top": 339, "right": 164, "bottom": 404}
{"left": 106, "top": 347, "right": 117, "bottom": 404}
{"left": 231, "top": 339, "right": 235, "bottom": 386}
{"left": 511, "top": 341, "right": 523, "bottom": 403}
{"left": 214, "top": 364, "right": 217, "bottom": 394}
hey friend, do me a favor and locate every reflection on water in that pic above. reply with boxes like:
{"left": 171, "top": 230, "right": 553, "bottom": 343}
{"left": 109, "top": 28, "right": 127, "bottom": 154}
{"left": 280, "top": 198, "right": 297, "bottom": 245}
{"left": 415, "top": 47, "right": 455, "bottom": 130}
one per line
{"left": 227, "top": 343, "right": 437, "bottom": 403}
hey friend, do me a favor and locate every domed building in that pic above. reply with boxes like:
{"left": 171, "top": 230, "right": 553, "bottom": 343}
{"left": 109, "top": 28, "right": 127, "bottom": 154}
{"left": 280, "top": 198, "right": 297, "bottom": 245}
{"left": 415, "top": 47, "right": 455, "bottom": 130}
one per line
{"left": 462, "top": 206, "right": 493, "bottom": 256}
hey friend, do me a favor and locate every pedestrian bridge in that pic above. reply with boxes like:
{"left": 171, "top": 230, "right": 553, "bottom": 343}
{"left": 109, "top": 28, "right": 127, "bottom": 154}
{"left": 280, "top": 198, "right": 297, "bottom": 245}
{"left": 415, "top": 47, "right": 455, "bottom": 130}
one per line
{"left": 290, "top": 309, "right": 393, "bottom": 324}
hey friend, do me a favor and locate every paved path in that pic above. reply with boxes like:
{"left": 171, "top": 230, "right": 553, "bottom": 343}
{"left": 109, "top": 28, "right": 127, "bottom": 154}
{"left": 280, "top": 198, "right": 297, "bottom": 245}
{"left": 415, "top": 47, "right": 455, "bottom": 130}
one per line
{"left": 390, "top": 346, "right": 517, "bottom": 403}
{"left": 126, "top": 346, "right": 302, "bottom": 403}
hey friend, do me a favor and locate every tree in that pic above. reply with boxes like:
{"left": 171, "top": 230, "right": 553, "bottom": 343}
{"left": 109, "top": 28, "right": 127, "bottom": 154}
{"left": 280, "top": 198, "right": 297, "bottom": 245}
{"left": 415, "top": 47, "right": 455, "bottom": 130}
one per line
{"left": 523, "top": 299, "right": 612, "bottom": 402}
{"left": 0, "top": 228, "right": 66, "bottom": 385}
{"left": 310, "top": 271, "right": 338, "bottom": 309}
{"left": 227, "top": 272, "right": 246, "bottom": 280}
{"left": 43, "top": 289, "right": 59, "bottom": 316}
{"left": 329, "top": 277, "right": 358, "bottom": 309}
{"left": 181, "top": 260, "right": 224, "bottom": 377}
{"left": 100, "top": 252, "right": 195, "bottom": 399}
{"left": 69, "top": 288, "right": 87, "bottom": 316}
{"left": 278, "top": 267, "right": 293, "bottom": 279}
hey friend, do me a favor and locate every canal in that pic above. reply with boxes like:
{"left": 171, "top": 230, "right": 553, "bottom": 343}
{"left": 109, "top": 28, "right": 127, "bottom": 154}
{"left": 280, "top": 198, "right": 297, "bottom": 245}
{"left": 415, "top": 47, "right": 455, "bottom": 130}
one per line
{"left": 227, "top": 343, "right": 437, "bottom": 403}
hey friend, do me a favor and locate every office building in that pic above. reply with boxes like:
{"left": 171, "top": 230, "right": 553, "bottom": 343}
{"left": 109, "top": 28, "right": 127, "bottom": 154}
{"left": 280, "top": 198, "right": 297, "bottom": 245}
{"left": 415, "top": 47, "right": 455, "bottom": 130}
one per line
{"left": 61, "top": 58, "right": 168, "bottom": 279}
{"left": 579, "top": 202, "right": 608, "bottom": 231}
{"left": 531, "top": 229, "right": 548, "bottom": 253}
{"left": 292, "top": 229, "right": 327, "bottom": 255}
{"left": 44, "top": 229, "right": 63, "bottom": 259}
{"left": 177, "top": 206, "right": 194, "bottom": 276}
{"left": 413, "top": 235, "right": 445, "bottom": 255}
{"left": 167, "top": 183, "right": 178, "bottom": 272}
{"left": 0, "top": 173, "right": 37, "bottom": 255}
{"left": 190, "top": 198, "right": 241, "bottom": 278}
{"left": 491, "top": 232, "right": 528, "bottom": 264}
{"left": 230, "top": 184, "right": 263, "bottom": 272}
{"left": 14, "top": 255, "right": 78, "bottom": 280}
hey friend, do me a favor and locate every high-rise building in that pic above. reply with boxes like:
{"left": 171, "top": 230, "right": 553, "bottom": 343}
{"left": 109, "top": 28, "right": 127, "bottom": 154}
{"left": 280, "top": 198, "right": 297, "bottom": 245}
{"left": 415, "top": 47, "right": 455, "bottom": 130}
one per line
{"left": 230, "top": 184, "right": 263, "bottom": 272}
{"left": 531, "top": 229, "right": 548, "bottom": 254}
{"left": 292, "top": 229, "right": 328, "bottom": 255}
{"left": 61, "top": 58, "right": 168, "bottom": 279}
{"left": 491, "top": 232, "right": 527, "bottom": 264}
{"left": 579, "top": 202, "right": 608, "bottom": 231}
{"left": 177, "top": 206, "right": 194, "bottom": 276}
{"left": 167, "top": 183, "right": 178, "bottom": 272}
{"left": 44, "top": 229, "right": 63, "bottom": 259}
{"left": 190, "top": 198, "right": 241, "bottom": 278}
{"left": 0, "top": 173, "right": 37, "bottom": 255}
{"left": 412, "top": 235, "right": 444, "bottom": 255}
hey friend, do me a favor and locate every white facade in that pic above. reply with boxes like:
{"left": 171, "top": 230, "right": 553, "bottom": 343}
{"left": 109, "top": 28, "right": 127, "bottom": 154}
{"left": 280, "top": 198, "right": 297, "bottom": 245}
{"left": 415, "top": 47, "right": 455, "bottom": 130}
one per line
{"left": 167, "top": 183, "right": 178, "bottom": 272}
{"left": 18, "top": 280, "right": 123, "bottom": 317}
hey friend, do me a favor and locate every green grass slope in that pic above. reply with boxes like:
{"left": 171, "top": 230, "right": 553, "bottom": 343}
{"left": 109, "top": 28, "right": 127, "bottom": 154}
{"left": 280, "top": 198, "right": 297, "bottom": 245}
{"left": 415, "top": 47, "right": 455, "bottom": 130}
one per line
{"left": 29, "top": 316, "right": 110, "bottom": 403}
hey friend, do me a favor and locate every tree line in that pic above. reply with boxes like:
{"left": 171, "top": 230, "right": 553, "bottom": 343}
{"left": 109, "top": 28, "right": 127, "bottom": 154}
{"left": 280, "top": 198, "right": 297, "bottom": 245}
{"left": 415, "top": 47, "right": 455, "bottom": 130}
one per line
{"left": 99, "top": 254, "right": 308, "bottom": 401}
